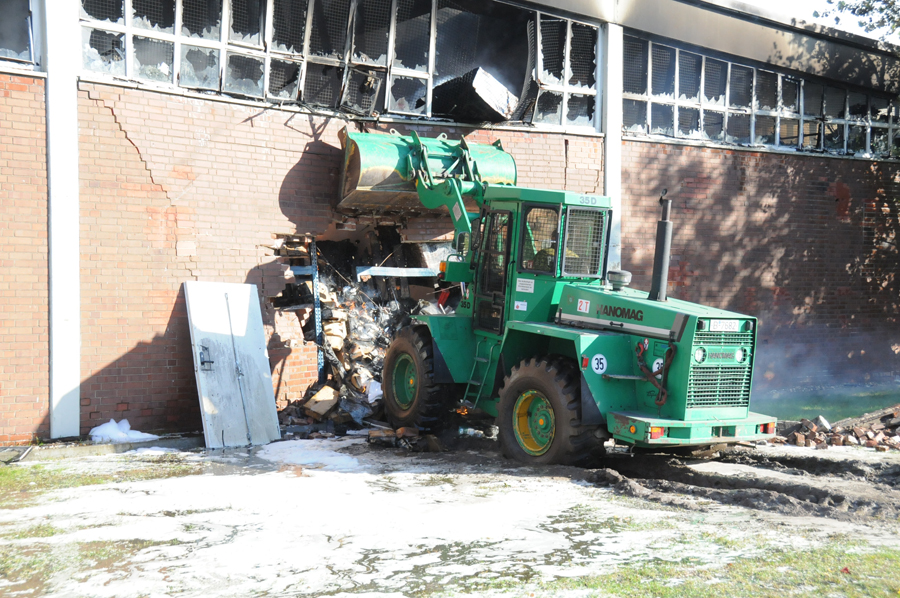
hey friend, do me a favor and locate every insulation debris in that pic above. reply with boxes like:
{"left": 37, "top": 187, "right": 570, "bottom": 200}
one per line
{"left": 432, "top": 67, "right": 519, "bottom": 123}
{"left": 767, "top": 404, "right": 900, "bottom": 451}
{"left": 89, "top": 419, "right": 160, "bottom": 444}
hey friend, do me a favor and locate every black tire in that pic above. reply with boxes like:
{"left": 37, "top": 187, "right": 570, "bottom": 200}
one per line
{"left": 498, "top": 356, "right": 595, "bottom": 466}
{"left": 382, "top": 325, "right": 453, "bottom": 431}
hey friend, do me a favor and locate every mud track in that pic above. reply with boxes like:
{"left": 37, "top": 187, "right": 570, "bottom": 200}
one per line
{"left": 588, "top": 449, "right": 900, "bottom": 524}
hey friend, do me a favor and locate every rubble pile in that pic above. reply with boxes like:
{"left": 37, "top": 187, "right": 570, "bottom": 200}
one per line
{"left": 768, "top": 404, "right": 900, "bottom": 452}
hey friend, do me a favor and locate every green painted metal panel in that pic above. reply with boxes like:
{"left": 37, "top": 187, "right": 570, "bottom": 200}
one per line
{"left": 412, "top": 314, "right": 477, "bottom": 383}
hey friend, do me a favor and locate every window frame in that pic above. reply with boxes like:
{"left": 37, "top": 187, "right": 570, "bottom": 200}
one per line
{"left": 517, "top": 203, "right": 561, "bottom": 276}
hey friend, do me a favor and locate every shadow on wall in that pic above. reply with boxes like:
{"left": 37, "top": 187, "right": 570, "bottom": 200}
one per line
{"left": 623, "top": 147, "right": 900, "bottom": 392}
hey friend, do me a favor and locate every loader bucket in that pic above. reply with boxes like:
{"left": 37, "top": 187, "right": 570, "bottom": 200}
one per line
{"left": 338, "top": 128, "right": 517, "bottom": 212}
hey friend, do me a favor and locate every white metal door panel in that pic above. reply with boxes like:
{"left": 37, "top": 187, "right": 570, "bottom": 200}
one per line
{"left": 184, "top": 282, "right": 280, "bottom": 448}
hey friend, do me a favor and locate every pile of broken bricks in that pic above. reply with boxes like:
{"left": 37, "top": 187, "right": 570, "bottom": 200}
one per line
{"left": 769, "top": 404, "right": 900, "bottom": 452}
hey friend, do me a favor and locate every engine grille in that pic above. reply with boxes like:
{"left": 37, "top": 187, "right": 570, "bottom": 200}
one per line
{"left": 687, "top": 325, "right": 754, "bottom": 409}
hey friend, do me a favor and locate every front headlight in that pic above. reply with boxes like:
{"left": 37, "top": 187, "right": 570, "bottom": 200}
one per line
{"left": 694, "top": 348, "right": 706, "bottom": 363}
{"left": 735, "top": 348, "right": 744, "bottom": 363}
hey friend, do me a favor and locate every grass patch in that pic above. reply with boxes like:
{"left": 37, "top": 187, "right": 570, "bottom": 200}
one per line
{"left": 0, "top": 522, "right": 64, "bottom": 540}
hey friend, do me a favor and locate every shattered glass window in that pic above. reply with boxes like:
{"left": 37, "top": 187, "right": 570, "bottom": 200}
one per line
{"left": 779, "top": 119, "right": 799, "bottom": 146}
{"left": 82, "top": 0, "right": 124, "bottom": 24}
{"left": 650, "top": 103, "right": 673, "bottom": 136}
{"left": 388, "top": 76, "right": 427, "bottom": 114}
{"left": 824, "top": 86, "right": 845, "bottom": 118}
{"left": 133, "top": 0, "right": 175, "bottom": 34}
{"left": 726, "top": 113, "right": 750, "bottom": 144}
{"left": 395, "top": 0, "right": 432, "bottom": 72}
{"left": 803, "top": 122, "right": 821, "bottom": 149}
{"left": 623, "top": 99, "right": 647, "bottom": 133}
{"left": 678, "top": 107, "right": 699, "bottom": 137}
{"left": 623, "top": 36, "right": 648, "bottom": 95}
{"left": 729, "top": 65, "right": 752, "bottom": 109}
{"left": 651, "top": 44, "right": 675, "bottom": 98}
{"left": 703, "top": 58, "right": 727, "bottom": 106}
{"left": 179, "top": 45, "right": 219, "bottom": 90}
{"left": 0, "top": 0, "right": 31, "bottom": 62}
{"left": 309, "top": 0, "right": 351, "bottom": 59}
{"left": 678, "top": 52, "right": 701, "bottom": 102}
{"left": 754, "top": 115, "right": 776, "bottom": 144}
{"left": 756, "top": 70, "right": 777, "bottom": 111}
{"left": 533, "top": 91, "right": 562, "bottom": 125}
{"left": 804, "top": 81, "right": 824, "bottom": 116}
{"left": 182, "top": 0, "right": 221, "bottom": 40}
{"left": 566, "top": 94, "right": 594, "bottom": 127}
{"left": 272, "top": 0, "right": 307, "bottom": 54}
{"left": 341, "top": 68, "right": 384, "bottom": 116}
{"left": 871, "top": 127, "right": 889, "bottom": 154}
{"left": 824, "top": 122, "right": 844, "bottom": 150}
{"left": 230, "top": 0, "right": 263, "bottom": 46}
{"left": 703, "top": 111, "right": 724, "bottom": 141}
{"left": 847, "top": 125, "right": 866, "bottom": 153}
{"left": 872, "top": 97, "right": 891, "bottom": 123}
{"left": 353, "top": 0, "right": 391, "bottom": 65}
{"left": 268, "top": 59, "right": 301, "bottom": 100}
{"left": 82, "top": 28, "right": 125, "bottom": 75}
{"left": 303, "top": 62, "right": 343, "bottom": 107}
{"left": 848, "top": 91, "right": 868, "bottom": 119}
{"left": 133, "top": 36, "right": 174, "bottom": 82}
{"left": 540, "top": 18, "right": 566, "bottom": 85}
{"left": 568, "top": 24, "right": 596, "bottom": 89}
{"left": 782, "top": 79, "right": 799, "bottom": 112}
{"left": 223, "top": 52, "right": 264, "bottom": 97}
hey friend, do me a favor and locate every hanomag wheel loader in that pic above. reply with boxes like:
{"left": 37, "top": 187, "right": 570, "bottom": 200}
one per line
{"left": 338, "top": 128, "right": 776, "bottom": 464}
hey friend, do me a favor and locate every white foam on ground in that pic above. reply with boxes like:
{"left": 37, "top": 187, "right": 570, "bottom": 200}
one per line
{"left": 88, "top": 419, "right": 160, "bottom": 444}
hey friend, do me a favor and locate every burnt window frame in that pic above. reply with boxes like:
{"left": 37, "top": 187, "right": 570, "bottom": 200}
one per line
{"left": 517, "top": 203, "right": 560, "bottom": 276}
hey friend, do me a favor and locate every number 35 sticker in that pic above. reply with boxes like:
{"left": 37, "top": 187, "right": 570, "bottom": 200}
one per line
{"left": 591, "top": 354, "right": 607, "bottom": 375}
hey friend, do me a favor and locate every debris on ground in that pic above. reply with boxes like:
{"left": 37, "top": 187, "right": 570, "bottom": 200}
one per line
{"left": 766, "top": 404, "right": 900, "bottom": 451}
{"left": 88, "top": 419, "right": 160, "bottom": 444}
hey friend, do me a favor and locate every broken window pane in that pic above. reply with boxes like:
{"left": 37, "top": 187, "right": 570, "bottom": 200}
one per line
{"left": 310, "top": 0, "right": 351, "bottom": 59}
{"left": 133, "top": 0, "right": 175, "bottom": 34}
{"left": 848, "top": 91, "right": 868, "bottom": 119}
{"left": 134, "top": 36, "right": 173, "bottom": 82}
{"left": 678, "top": 52, "right": 701, "bottom": 102}
{"left": 353, "top": 0, "right": 391, "bottom": 65}
{"left": 623, "top": 36, "right": 648, "bottom": 95}
{"left": 0, "top": 0, "right": 31, "bottom": 62}
{"left": 540, "top": 17, "right": 566, "bottom": 85}
{"left": 871, "top": 127, "right": 889, "bottom": 154}
{"left": 804, "top": 81, "right": 823, "bottom": 116}
{"left": 703, "top": 111, "right": 724, "bottom": 141}
{"left": 82, "top": 0, "right": 124, "bottom": 24}
{"left": 179, "top": 45, "right": 219, "bottom": 90}
{"left": 82, "top": 28, "right": 125, "bottom": 75}
{"left": 756, "top": 70, "right": 777, "bottom": 111}
{"left": 568, "top": 24, "right": 596, "bottom": 89}
{"left": 388, "top": 75, "right": 427, "bottom": 115}
{"left": 651, "top": 44, "right": 675, "bottom": 98}
{"left": 782, "top": 79, "right": 799, "bottom": 112}
{"left": 272, "top": 0, "right": 307, "bottom": 54}
{"left": 533, "top": 90, "right": 562, "bottom": 125}
{"left": 754, "top": 115, "right": 776, "bottom": 144}
{"left": 230, "top": 0, "right": 263, "bottom": 46}
{"left": 623, "top": 99, "right": 647, "bottom": 133}
{"left": 182, "top": 0, "right": 221, "bottom": 40}
{"left": 303, "top": 62, "right": 343, "bottom": 107}
{"left": 432, "top": 67, "right": 517, "bottom": 122}
{"left": 847, "top": 125, "right": 866, "bottom": 152}
{"left": 779, "top": 119, "right": 799, "bottom": 146}
{"left": 341, "top": 68, "right": 384, "bottom": 116}
{"left": 223, "top": 52, "right": 263, "bottom": 97}
{"left": 396, "top": 0, "right": 432, "bottom": 72}
{"left": 678, "top": 107, "right": 700, "bottom": 137}
{"left": 823, "top": 122, "right": 844, "bottom": 150}
{"left": 803, "top": 122, "right": 821, "bottom": 149}
{"left": 726, "top": 113, "right": 750, "bottom": 144}
{"left": 650, "top": 103, "right": 673, "bottom": 136}
{"left": 268, "top": 59, "right": 301, "bottom": 100}
{"left": 703, "top": 57, "right": 726, "bottom": 105}
{"left": 824, "top": 86, "right": 845, "bottom": 118}
{"left": 566, "top": 94, "right": 594, "bottom": 127}
{"left": 872, "top": 97, "right": 890, "bottom": 123}
{"left": 729, "top": 65, "right": 752, "bottom": 109}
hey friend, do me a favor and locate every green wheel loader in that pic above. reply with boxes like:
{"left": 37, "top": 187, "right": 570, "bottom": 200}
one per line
{"left": 339, "top": 128, "right": 777, "bottom": 464}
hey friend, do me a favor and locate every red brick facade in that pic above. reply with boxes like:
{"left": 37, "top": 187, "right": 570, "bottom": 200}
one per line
{"left": 0, "top": 75, "right": 48, "bottom": 444}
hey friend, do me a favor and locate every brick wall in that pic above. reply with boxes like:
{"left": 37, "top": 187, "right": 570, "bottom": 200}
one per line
{"left": 621, "top": 139, "right": 900, "bottom": 387}
{"left": 0, "top": 75, "right": 48, "bottom": 444}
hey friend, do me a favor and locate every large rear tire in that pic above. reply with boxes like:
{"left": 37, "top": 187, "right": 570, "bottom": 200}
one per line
{"left": 383, "top": 325, "right": 453, "bottom": 431}
{"left": 498, "top": 356, "right": 595, "bottom": 466}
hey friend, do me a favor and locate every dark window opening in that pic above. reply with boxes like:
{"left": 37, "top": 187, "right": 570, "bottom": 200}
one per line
{"left": 756, "top": 70, "right": 777, "bottom": 111}
{"left": 782, "top": 79, "right": 799, "bottom": 112}
{"left": 520, "top": 206, "right": 559, "bottom": 274}
{"left": 304, "top": 62, "right": 343, "bottom": 107}
{"left": 848, "top": 91, "right": 868, "bottom": 119}
{"left": 755, "top": 115, "right": 776, "bottom": 144}
{"left": 703, "top": 111, "right": 724, "bottom": 141}
{"left": 873, "top": 97, "right": 891, "bottom": 123}
{"left": 651, "top": 44, "right": 675, "bottom": 97}
{"left": 623, "top": 36, "right": 648, "bottom": 95}
{"left": 848, "top": 125, "right": 866, "bottom": 152}
{"left": 803, "top": 121, "right": 821, "bottom": 149}
{"left": 341, "top": 67, "right": 384, "bottom": 116}
{"left": 539, "top": 17, "right": 566, "bottom": 84}
{"left": 309, "top": 0, "right": 351, "bottom": 59}
{"left": 182, "top": 0, "right": 221, "bottom": 40}
{"left": 353, "top": 0, "right": 391, "bottom": 65}
{"left": 872, "top": 128, "right": 889, "bottom": 154}
{"left": 224, "top": 52, "right": 264, "bottom": 97}
{"left": 624, "top": 99, "right": 647, "bottom": 133}
{"left": 824, "top": 86, "right": 845, "bottom": 118}
{"left": 133, "top": 36, "right": 174, "bottom": 82}
{"left": 388, "top": 75, "right": 426, "bottom": 114}
{"left": 533, "top": 90, "right": 562, "bottom": 125}
{"left": 133, "top": 0, "right": 175, "bottom": 33}
{"left": 82, "top": 0, "right": 124, "bottom": 23}
{"left": 568, "top": 24, "right": 596, "bottom": 88}
{"left": 824, "top": 122, "right": 844, "bottom": 150}
{"left": 272, "top": 0, "right": 307, "bottom": 54}
{"left": 729, "top": 65, "right": 752, "bottom": 109}
{"left": 230, "top": 0, "right": 263, "bottom": 46}
{"left": 0, "top": 0, "right": 32, "bottom": 62}
{"left": 180, "top": 45, "right": 219, "bottom": 90}
{"left": 703, "top": 58, "right": 727, "bottom": 105}
{"left": 727, "top": 113, "right": 750, "bottom": 144}
{"left": 780, "top": 119, "right": 799, "bottom": 146}
{"left": 650, "top": 103, "right": 673, "bottom": 136}
{"left": 678, "top": 107, "right": 699, "bottom": 137}
{"left": 269, "top": 59, "right": 301, "bottom": 99}
{"left": 804, "top": 82, "right": 824, "bottom": 117}
{"left": 567, "top": 94, "right": 594, "bottom": 126}
{"left": 679, "top": 51, "right": 701, "bottom": 102}
{"left": 397, "top": 0, "right": 433, "bottom": 72}
{"left": 83, "top": 28, "right": 125, "bottom": 75}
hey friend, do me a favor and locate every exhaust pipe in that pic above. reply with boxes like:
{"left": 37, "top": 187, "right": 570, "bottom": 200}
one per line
{"left": 648, "top": 189, "right": 673, "bottom": 302}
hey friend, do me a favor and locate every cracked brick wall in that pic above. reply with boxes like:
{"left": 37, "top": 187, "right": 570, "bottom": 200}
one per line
{"left": 0, "top": 75, "right": 48, "bottom": 444}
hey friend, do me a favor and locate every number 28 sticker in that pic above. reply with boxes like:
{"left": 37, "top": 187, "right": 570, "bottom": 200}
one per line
{"left": 591, "top": 354, "right": 607, "bottom": 374}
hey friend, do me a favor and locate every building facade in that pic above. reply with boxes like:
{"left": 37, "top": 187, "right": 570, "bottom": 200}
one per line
{"left": 1, "top": 0, "right": 898, "bottom": 443}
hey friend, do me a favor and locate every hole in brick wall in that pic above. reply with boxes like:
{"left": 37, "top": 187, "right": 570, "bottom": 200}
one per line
{"left": 353, "top": 0, "right": 390, "bottom": 66}
{"left": 395, "top": 0, "right": 431, "bottom": 72}
{"left": 224, "top": 52, "right": 264, "bottom": 97}
{"left": 180, "top": 44, "right": 219, "bottom": 89}
{"left": 82, "top": 0, "right": 124, "bottom": 24}
{"left": 0, "top": 0, "right": 31, "bottom": 62}
{"left": 133, "top": 0, "right": 175, "bottom": 34}
{"left": 182, "top": 0, "right": 221, "bottom": 39}
{"left": 388, "top": 75, "right": 426, "bottom": 115}
{"left": 230, "top": 0, "right": 263, "bottom": 46}
{"left": 269, "top": 59, "right": 302, "bottom": 100}
{"left": 272, "top": 0, "right": 306, "bottom": 54}
{"left": 341, "top": 67, "right": 384, "bottom": 116}
{"left": 309, "top": 0, "right": 351, "bottom": 59}
{"left": 303, "top": 62, "right": 343, "bottom": 107}
{"left": 83, "top": 28, "right": 126, "bottom": 75}
{"left": 133, "top": 35, "right": 174, "bottom": 82}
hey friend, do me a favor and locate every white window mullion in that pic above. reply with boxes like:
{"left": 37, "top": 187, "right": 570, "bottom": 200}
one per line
{"left": 262, "top": 0, "right": 275, "bottom": 97}
{"left": 646, "top": 41, "right": 653, "bottom": 132}
{"left": 798, "top": 80, "right": 805, "bottom": 147}
{"left": 426, "top": 0, "right": 436, "bottom": 117}
{"left": 384, "top": 0, "right": 398, "bottom": 114}
{"left": 174, "top": 0, "right": 183, "bottom": 86}
{"left": 723, "top": 62, "right": 731, "bottom": 139}
{"left": 673, "top": 48, "right": 680, "bottom": 137}
{"left": 124, "top": 0, "right": 134, "bottom": 78}
{"left": 298, "top": 0, "right": 316, "bottom": 98}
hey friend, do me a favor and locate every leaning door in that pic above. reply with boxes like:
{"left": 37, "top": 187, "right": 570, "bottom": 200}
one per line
{"left": 474, "top": 211, "right": 512, "bottom": 333}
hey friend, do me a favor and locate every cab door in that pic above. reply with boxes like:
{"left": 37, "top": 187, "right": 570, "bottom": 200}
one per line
{"left": 474, "top": 210, "right": 512, "bottom": 333}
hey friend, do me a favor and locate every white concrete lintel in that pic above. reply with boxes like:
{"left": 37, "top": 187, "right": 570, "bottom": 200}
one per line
{"left": 601, "top": 22, "right": 624, "bottom": 271}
